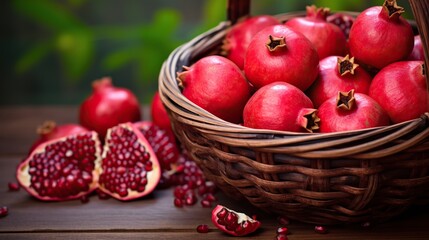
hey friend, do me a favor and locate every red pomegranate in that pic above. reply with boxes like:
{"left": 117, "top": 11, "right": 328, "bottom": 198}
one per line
{"left": 407, "top": 35, "right": 425, "bottom": 61}
{"left": 222, "top": 15, "right": 280, "bottom": 69}
{"left": 243, "top": 82, "right": 319, "bottom": 132}
{"left": 79, "top": 77, "right": 141, "bottom": 140}
{"left": 348, "top": 0, "right": 414, "bottom": 69}
{"left": 177, "top": 55, "right": 252, "bottom": 123}
{"left": 306, "top": 55, "right": 372, "bottom": 108}
{"left": 150, "top": 91, "right": 173, "bottom": 135}
{"left": 285, "top": 5, "right": 347, "bottom": 59}
{"left": 317, "top": 90, "right": 390, "bottom": 133}
{"left": 17, "top": 131, "right": 101, "bottom": 201}
{"left": 369, "top": 61, "right": 429, "bottom": 123}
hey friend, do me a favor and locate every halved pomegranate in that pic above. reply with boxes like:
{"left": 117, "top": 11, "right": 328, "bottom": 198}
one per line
{"left": 97, "top": 122, "right": 161, "bottom": 201}
{"left": 211, "top": 205, "right": 261, "bottom": 237}
{"left": 16, "top": 131, "right": 101, "bottom": 201}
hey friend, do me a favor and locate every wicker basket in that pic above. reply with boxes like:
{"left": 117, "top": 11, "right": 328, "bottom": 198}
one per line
{"left": 159, "top": 0, "right": 429, "bottom": 225}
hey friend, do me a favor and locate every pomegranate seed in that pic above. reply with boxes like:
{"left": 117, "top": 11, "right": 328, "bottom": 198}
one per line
{"left": 276, "top": 227, "right": 288, "bottom": 235}
{"left": 204, "top": 193, "right": 217, "bottom": 202}
{"left": 252, "top": 214, "right": 257, "bottom": 220}
{"left": 97, "top": 189, "right": 110, "bottom": 200}
{"left": 277, "top": 216, "right": 290, "bottom": 226}
{"left": 201, "top": 199, "right": 212, "bottom": 208}
{"left": 314, "top": 225, "right": 328, "bottom": 234}
{"left": 174, "top": 198, "right": 183, "bottom": 208}
{"left": 361, "top": 221, "right": 371, "bottom": 228}
{"left": 0, "top": 206, "right": 8, "bottom": 217}
{"left": 173, "top": 186, "right": 185, "bottom": 199}
{"left": 8, "top": 182, "right": 20, "bottom": 191}
{"left": 276, "top": 234, "right": 289, "bottom": 240}
{"left": 196, "top": 224, "right": 210, "bottom": 233}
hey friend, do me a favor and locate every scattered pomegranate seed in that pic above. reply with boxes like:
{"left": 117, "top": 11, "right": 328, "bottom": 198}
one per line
{"left": 276, "top": 227, "right": 289, "bottom": 235}
{"left": 196, "top": 224, "right": 210, "bottom": 233}
{"left": 174, "top": 198, "right": 183, "bottom": 208}
{"left": 276, "top": 234, "right": 289, "bottom": 240}
{"left": 314, "top": 225, "right": 328, "bottom": 234}
{"left": 0, "top": 206, "right": 8, "bottom": 217}
{"left": 96, "top": 189, "right": 110, "bottom": 200}
{"left": 8, "top": 182, "right": 20, "bottom": 191}
{"left": 277, "top": 216, "right": 290, "bottom": 226}
{"left": 361, "top": 221, "right": 371, "bottom": 228}
{"left": 201, "top": 199, "right": 212, "bottom": 208}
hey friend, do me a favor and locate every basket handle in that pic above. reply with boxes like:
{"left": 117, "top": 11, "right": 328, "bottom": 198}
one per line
{"left": 227, "top": 0, "right": 250, "bottom": 23}
{"left": 409, "top": 0, "right": 429, "bottom": 87}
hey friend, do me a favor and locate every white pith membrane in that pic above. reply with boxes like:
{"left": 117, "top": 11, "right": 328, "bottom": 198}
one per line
{"left": 97, "top": 123, "right": 160, "bottom": 200}
{"left": 17, "top": 132, "right": 101, "bottom": 201}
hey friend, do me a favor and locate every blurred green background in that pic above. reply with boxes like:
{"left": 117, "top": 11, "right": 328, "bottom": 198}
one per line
{"left": 0, "top": 0, "right": 413, "bottom": 106}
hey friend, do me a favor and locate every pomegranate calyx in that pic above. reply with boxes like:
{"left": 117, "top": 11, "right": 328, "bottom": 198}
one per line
{"left": 266, "top": 35, "right": 286, "bottom": 52}
{"left": 36, "top": 121, "right": 57, "bottom": 136}
{"left": 92, "top": 76, "right": 113, "bottom": 91}
{"left": 382, "top": 0, "right": 405, "bottom": 20}
{"left": 299, "top": 108, "right": 320, "bottom": 133}
{"left": 306, "top": 5, "right": 330, "bottom": 20}
{"left": 176, "top": 66, "right": 191, "bottom": 89}
{"left": 336, "top": 89, "right": 356, "bottom": 111}
{"left": 337, "top": 55, "right": 359, "bottom": 76}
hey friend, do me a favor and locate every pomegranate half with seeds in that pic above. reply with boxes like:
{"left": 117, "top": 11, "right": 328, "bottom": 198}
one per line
{"left": 16, "top": 131, "right": 101, "bottom": 201}
{"left": 97, "top": 122, "right": 161, "bottom": 201}
{"left": 211, "top": 204, "right": 261, "bottom": 237}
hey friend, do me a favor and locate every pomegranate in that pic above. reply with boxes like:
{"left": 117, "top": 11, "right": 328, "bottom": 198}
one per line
{"left": 0, "top": 206, "right": 8, "bottom": 217}
{"left": 306, "top": 55, "right": 372, "bottom": 108}
{"left": 407, "top": 35, "right": 425, "bottom": 61}
{"left": 97, "top": 122, "right": 161, "bottom": 201}
{"left": 29, "top": 121, "right": 88, "bottom": 153}
{"left": 348, "top": 0, "right": 414, "bottom": 69}
{"left": 177, "top": 55, "right": 252, "bottom": 123}
{"left": 327, "top": 12, "right": 355, "bottom": 38}
{"left": 369, "top": 61, "right": 429, "bottom": 123}
{"left": 150, "top": 91, "right": 173, "bottom": 135}
{"left": 243, "top": 82, "right": 319, "bottom": 132}
{"left": 221, "top": 15, "right": 280, "bottom": 69}
{"left": 79, "top": 77, "right": 141, "bottom": 140}
{"left": 211, "top": 204, "right": 261, "bottom": 237}
{"left": 16, "top": 131, "right": 101, "bottom": 201}
{"left": 134, "top": 121, "right": 180, "bottom": 188}
{"left": 317, "top": 90, "right": 390, "bottom": 133}
{"left": 285, "top": 5, "right": 347, "bottom": 59}
{"left": 244, "top": 25, "right": 319, "bottom": 91}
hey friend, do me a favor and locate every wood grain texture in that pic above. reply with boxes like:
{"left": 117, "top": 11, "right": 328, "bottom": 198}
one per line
{"left": 0, "top": 106, "right": 429, "bottom": 239}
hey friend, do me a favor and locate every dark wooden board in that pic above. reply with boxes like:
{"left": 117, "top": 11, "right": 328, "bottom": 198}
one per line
{"left": 1, "top": 106, "right": 428, "bottom": 239}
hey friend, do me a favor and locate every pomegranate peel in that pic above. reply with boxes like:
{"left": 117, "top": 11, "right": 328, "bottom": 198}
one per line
{"left": 17, "top": 131, "right": 101, "bottom": 201}
{"left": 97, "top": 122, "right": 161, "bottom": 201}
{"left": 211, "top": 204, "right": 261, "bottom": 237}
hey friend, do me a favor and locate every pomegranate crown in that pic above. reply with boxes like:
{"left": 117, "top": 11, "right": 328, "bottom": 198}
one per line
{"left": 336, "top": 89, "right": 356, "bottom": 111}
{"left": 306, "top": 5, "right": 330, "bottom": 20}
{"left": 92, "top": 77, "right": 113, "bottom": 91}
{"left": 382, "top": 0, "right": 405, "bottom": 19}
{"left": 266, "top": 35, "right": 286, "bottom": 52}
{"left": 337, "top": 55, "right": 359, "bottom": 76}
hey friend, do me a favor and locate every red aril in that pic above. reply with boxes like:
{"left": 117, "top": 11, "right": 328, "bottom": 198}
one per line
{"left": 306, "top": 55, "right": 372, "bottom": 108}
{"left": 244, "top": 25, "right": 319, "bottom": 91}
{"left": 327, "top": 12, "right": 355, "bottom": 38}
{"left": 16, "top": 131, "right": 101, "bottom": 201}
{"left": 369, "top": 61, "right": 429, "bottom": 123}
{"left": 407, "top": 35, "right": 424, "bottom": 61}
{"left": 285, "top": 5, "right": 347, "bottom": 59}
{"left": 317, "top": 90, "right": 390, "bottom": 133}
{"left": 211, "top": 205, "right": 261, "bottom": 237}
{"left": 79, "top": 77, "right": 141, "bottom": 140}
{"left": 150, "top": 91, "right": 173, "bottom": 135}
{"left": 222, "top": 15, "right": 280, "bottom": 69}
{"left": 177, "top": 55, "right": 252, "bottom": 123}
{"left": 196, "top": 224, "right": 210, "bottom": 233}
{"left": 348, "top": 0, "right": 414, "bottom": 69}
{"left": 243, "top": 82, "right": 319, "bottom": 132}
{"left": 0, "top": 206, "right": 8, "bottom": 218}
{"left": 8, "top": 182, "right": 20, "bottom": 191}
{"left": 97, "top": 122, "right": 161, "bottom": 201}
{"left": 28, "top": 121, "right": 88, "bottom": 154}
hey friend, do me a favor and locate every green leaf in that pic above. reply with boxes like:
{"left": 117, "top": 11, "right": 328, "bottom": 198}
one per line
{"left": 56, "top": 31, "right": 94, "bottom": 82}
{"left": 12, "top": 0, "right": 85, "bottom": 31}
{"left": 15, "top": 42, "right": 52, "bottom": 74}
{"left": 103, "top": 48, "right": 139, "bottom": 70}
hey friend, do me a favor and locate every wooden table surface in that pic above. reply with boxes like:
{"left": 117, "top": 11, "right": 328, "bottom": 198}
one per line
{"left": 1, "top": 106, "right": 428, "bottom": 240}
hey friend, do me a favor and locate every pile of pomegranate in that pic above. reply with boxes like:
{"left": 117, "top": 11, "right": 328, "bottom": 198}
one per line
{"left": 178, "top": 0, "right": 428, "bottom": 134}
